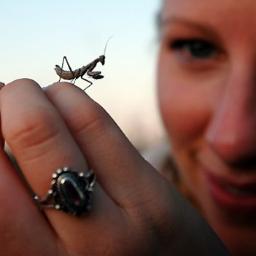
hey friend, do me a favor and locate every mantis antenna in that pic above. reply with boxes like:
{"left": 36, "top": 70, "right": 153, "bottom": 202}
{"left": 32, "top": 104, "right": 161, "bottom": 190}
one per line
{"left": 103, "top": 35, "right": 114, "bottom": 56}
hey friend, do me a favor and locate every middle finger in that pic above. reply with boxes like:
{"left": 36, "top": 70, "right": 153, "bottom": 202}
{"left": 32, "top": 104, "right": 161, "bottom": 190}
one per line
{"left": 0, "top": 79, "right": 118, "bottom": 247}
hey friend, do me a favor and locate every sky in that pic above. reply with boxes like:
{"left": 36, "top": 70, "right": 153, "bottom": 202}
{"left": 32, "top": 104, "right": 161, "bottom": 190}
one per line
{"left": 0, "top": 0, "right": 165, "bottom": 148}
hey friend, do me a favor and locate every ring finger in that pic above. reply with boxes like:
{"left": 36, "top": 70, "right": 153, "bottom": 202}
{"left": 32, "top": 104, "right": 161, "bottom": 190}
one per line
{"left": 0, "top": 79, "right": 121, "bottom": 252}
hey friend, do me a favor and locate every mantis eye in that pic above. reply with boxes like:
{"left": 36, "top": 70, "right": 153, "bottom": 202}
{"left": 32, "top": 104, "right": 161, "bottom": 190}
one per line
{"left": 102, "top": 56, "right": 105, "bottom": 65}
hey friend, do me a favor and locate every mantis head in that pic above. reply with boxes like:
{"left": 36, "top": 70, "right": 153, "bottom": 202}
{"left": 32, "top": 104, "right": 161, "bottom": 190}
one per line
{"left": 99, "top": 55, "right": 105, "bottom": 65}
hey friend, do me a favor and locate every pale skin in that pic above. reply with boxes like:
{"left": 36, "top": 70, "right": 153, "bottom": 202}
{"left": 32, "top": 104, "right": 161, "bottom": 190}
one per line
{"left": 3, "top": 0, "right": 256, "bottom": 254}
{"left": 158, "top": 0, "right": 256, "bottom": 255}
{"left": 0, "top": 79, "right": 229, "bottom": 255}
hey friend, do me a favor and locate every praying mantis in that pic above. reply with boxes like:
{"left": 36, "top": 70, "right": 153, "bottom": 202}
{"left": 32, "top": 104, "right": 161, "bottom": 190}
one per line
{"left": 55, "top": 37, "right": 112, "bottom": 90}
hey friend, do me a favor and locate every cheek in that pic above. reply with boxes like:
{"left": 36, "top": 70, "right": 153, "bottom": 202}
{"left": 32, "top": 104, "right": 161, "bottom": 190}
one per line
{"left": 158, "top": 78, "right": 211, "bottom": 149}
{"left": 156, "top": 52, "right": 225, "bottom": 208}
{"left": 158, "top": 76, "right": 213, "bottom": 204}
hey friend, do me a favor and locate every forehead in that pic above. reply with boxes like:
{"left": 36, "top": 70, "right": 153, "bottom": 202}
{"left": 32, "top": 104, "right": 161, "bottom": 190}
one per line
{"left": 162, "top": 0, "right": 256, "bottom": 28}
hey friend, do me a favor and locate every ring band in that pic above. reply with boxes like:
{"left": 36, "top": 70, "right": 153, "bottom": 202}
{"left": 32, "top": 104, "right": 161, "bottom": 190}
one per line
{"left": 34, "top": 167, "right": 96, "bottom": 216}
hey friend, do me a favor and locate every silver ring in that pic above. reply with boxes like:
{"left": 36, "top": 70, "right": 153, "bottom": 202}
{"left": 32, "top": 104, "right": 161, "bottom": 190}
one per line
{"left": 34, "top": 167, "right": 96, "bottom": 216}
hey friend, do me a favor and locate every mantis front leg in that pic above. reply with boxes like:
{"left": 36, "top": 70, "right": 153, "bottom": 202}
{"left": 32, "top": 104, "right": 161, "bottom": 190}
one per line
{"left": 80, "top": 76, "right": 93, "bottom": 91}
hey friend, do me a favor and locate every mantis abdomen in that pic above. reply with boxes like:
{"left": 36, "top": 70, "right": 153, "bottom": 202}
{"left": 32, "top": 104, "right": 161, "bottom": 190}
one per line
{"left": 55, "top": 65, "right": 82, "bottom": 80}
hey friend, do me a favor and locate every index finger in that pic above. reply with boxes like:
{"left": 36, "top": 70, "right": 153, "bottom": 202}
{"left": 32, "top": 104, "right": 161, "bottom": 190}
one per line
{"left": 45, "top": 83, "right": 166, "bottom": 208}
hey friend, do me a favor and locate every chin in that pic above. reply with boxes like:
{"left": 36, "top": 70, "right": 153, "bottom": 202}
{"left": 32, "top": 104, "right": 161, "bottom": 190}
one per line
{"left": 203, "top": 200, "right": 256, "bottom": 255}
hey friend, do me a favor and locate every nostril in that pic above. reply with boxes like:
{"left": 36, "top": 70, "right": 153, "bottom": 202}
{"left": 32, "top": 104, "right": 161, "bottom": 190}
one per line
{"left": 205, "top": 65, "right": 256, "bottom": 171}
{"left": 206, "top": 101, "right": 256, "bottom": 171}
{"left": 207, "top": 138, "right": 256, "bottom": 171}
{"left": 228, "top": 155, "right": 256, "bottom": 171}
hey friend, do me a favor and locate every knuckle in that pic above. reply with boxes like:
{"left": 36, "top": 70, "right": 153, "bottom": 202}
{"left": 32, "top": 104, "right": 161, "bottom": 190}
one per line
{"left": 13, "top": 78, "right": 37, "bottom": 84}
{"left": 1, "top": 78, "right": 40, "bottom": 96}
{"left": 5, "top": 78, "right": 38, "bottom": 88}
{"left": 46, "top": 83, "right": 111, "bottom": 138}
{"left": 73, "top": 100, "right": 110, "bottom": 136}
{"left": 58, "top": 81, "right": 74, "bottom": 87}
{"left": 49, "top": 81, "right": 74, "bottom": 88}
{"left": 44, "top": 82, "right": 79, "bottom": 96}
{"left": 4, "top": 106, "right": 59, "bottom": 149}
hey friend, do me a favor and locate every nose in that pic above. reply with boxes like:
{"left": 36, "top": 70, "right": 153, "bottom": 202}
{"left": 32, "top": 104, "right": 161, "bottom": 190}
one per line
{"left": 206, "top": 63, "right": 256, "bottom": 169}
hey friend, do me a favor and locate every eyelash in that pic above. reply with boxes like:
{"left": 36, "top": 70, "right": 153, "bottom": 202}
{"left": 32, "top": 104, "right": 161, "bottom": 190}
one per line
{"left": 169, "top": 38, "right": 217, "bottom": 60}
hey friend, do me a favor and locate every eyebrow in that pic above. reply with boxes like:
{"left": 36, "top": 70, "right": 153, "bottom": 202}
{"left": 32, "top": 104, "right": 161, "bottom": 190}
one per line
{"left": 158, "top": 16, "right": 221, "bottom": 41}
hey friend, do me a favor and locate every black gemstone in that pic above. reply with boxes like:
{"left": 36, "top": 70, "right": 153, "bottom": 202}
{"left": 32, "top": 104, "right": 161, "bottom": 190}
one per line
{"left": 62, "top": 177, "right": 85, "bottom": 207}
{"left": 54, "top": 171, "right": 90, "bottom": 215}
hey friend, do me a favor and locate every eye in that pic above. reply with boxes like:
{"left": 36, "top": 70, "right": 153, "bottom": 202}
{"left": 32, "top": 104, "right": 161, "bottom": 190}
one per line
{"left": 169, "top": 39, "right": 217, "bottom": 59}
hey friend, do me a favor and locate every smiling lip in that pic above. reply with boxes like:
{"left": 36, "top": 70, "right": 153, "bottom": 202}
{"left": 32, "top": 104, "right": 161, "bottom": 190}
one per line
{"left": 205, "top": 171, "right": 256, "bottom": 213}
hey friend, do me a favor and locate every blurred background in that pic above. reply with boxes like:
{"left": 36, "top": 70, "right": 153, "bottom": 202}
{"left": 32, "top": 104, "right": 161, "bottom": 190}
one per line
{"left": 0, "top": 0, "right": 165, "bottom": 151}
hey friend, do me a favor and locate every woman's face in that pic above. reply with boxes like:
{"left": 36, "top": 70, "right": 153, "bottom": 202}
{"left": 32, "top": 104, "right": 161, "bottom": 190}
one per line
{"left": 158, "top": 0, "right": 256, "bottom": 254}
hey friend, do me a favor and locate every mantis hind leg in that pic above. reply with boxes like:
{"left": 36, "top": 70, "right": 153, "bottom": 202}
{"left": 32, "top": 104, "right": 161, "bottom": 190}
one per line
{"left": 71, "top": 78, "right": 77, "bottom": 84}
{"left": 59, "top": 56, "right": 75, "bottom": 82}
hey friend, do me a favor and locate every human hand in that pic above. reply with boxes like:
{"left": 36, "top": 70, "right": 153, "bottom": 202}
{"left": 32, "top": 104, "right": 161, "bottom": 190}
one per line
{"left": 0, "top": 79, "right": 228, "bottom": 255}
